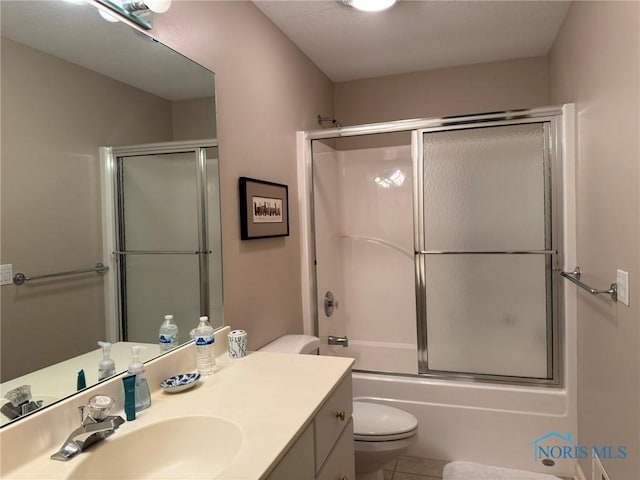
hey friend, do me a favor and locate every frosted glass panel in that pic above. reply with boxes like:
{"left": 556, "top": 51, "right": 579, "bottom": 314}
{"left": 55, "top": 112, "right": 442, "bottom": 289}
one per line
{"left": 124, "top": 254, "right": 200, "bottom": 345}
{"left": 122, "top": 152, "right": 198, "bottom": 251}
{"left": 423, "top": 124, "right": 546, "bottom": 251}
{"left": 424, "top": 255, "right": 548, "bottom": 378}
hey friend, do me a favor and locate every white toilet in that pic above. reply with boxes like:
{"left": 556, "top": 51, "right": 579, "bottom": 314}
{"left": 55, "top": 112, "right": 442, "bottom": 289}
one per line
{"left": 259, "top": 334, "right": 418, "bottom": 480}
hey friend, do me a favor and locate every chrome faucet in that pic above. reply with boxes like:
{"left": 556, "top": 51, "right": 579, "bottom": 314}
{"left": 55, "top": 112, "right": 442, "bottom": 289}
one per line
{"left": 51, "top": 395, "right": 124, "bottom": 461}
{"left": 328, "top": 335, "right": 349, "bottom": 347}
{"left": 1, "top": 385, "right": 44, "bottom": 420}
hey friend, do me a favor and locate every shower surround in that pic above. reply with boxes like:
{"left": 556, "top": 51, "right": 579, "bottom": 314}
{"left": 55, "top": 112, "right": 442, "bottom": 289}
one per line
{"left": 297, "top": 106, "right": 578, "bottom": 477}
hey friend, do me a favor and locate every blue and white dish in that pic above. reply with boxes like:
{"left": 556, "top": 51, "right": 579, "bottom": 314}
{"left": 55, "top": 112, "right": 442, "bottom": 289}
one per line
{"left": 160, "top": 373, "right": 201, "bottom": 393}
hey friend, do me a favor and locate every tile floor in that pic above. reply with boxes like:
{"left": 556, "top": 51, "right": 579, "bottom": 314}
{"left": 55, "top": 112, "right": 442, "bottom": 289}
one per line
{"left": 383, "top": 456, "right": 448, "bottom": 480}
{"left": 382, "top": 456, "right": 574, "bottom": 480}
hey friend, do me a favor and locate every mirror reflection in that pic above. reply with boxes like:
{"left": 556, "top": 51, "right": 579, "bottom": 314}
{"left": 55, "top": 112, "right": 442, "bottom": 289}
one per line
{"left": 0, "top": 0, "right": 222, "bottom": 426}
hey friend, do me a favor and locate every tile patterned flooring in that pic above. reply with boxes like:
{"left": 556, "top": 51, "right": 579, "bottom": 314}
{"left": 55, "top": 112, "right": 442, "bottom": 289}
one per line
{"left": 383, "top": 456, "right": 448, "bottom": 480}
{"left": 382, "top": 456, "right": 574, "bottom": 480}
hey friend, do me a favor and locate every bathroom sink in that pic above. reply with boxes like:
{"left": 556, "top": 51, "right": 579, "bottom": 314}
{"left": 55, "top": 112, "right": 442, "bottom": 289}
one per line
{"left": 68, "top": 416, "right": 243, "bottom": 479}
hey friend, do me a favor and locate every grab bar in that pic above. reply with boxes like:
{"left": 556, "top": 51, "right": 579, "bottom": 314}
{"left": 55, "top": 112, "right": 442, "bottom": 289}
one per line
{"left": 13, "top": 263, "right": 109, "bottom": 286}
{"left": 560, "top": 266, "right": 617, "bottom": 302}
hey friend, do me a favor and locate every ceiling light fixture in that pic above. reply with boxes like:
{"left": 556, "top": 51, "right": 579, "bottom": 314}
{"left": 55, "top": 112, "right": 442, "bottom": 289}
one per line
{"left": 340, "top": 0, "right": 397, "bottom": 13}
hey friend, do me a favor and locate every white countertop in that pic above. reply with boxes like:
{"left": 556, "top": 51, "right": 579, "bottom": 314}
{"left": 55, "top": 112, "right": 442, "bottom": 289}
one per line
{"left": 0, "top": 341, "right": 354, "bottom": 480}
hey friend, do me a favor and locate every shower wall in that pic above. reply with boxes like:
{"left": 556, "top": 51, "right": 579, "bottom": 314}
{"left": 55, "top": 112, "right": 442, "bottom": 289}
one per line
{"left": 314, "top": 140, "right": 417, "bottom": 374}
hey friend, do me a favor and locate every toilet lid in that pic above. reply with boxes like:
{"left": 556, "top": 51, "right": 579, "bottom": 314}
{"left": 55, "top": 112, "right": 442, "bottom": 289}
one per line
{"left": 353, "top": 401, "right": 418, "bottom": 442}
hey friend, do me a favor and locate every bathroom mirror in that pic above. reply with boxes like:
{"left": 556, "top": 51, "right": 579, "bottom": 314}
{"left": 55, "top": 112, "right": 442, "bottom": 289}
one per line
{"left": 0, "top": 0, "right": 221, "bottom": 426}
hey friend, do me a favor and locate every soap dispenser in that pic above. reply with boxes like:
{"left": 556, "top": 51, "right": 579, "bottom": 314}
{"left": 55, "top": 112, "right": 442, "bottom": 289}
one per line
{"left": 97, "top": 341, "right": 116, "bottom": 381}
{"left": 128, "top": 345, "right": 151, "bottom": 412}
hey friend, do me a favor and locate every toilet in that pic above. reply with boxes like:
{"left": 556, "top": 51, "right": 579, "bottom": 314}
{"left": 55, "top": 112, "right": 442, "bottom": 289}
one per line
{"left": 259, "top": 334, "right": 418, "bottom": 480}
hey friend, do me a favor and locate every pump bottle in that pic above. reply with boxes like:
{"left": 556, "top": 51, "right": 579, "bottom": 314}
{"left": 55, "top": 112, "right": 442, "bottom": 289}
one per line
{"left": 97, "top": 341, "right": 116, "bottom": 381}
{"left": 128, "top": 345, "right": 151, "bottom": 412}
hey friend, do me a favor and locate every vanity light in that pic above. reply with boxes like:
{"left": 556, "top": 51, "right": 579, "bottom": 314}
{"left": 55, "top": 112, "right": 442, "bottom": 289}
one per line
{"left": 340, "top": 0, "right": 397, "bottom": 12}
{"left": 93, "top": 0, "right": 171, "bottom": 30}
{"left": 126, "top": 0, "right": 171, "bottom": 14}
{"left": 98, "top": 8, "right": 120, "bottom": 23}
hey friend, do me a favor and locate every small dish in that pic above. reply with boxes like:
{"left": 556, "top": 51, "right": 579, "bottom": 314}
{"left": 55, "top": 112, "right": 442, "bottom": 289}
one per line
{"left": 160, "top": 373, "right": 201, "bottom": 393}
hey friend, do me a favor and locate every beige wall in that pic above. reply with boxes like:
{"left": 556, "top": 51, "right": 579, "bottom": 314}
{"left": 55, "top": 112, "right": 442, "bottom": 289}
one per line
{"left": 153, "top": 1, "right": 334, "bottom": 350}
{"left": 335, "top": 56, "right": 549, "bottom": 126}
{"left": 171, "top": 97, "right": 217, "bottom": 141}
{"left": 549, "top": 2, "right": 640, "bottom": 479}
{"left": 0, "top": 39, "right": 174, "bottom": 381}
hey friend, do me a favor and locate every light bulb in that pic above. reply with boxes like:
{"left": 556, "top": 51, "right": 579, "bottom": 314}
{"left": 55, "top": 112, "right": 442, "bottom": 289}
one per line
{"left": 145, "top": 0, "right": 171, "bottom": 13}
{"left": 348, "top": 0, "right": 396, "bottom": 12}
{"left": 99, "top": 8, "right": 120, "bottom": 22}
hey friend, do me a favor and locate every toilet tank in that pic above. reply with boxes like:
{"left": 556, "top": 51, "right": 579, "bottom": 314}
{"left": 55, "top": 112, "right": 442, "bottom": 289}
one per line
{"left": 259, "top": 335, "right": 320, "bottom": 354}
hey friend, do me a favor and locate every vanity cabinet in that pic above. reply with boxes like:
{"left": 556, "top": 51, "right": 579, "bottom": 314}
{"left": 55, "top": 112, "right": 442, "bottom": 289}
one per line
{"left": 268, "top": 374, "right": 355, "bottom": 480}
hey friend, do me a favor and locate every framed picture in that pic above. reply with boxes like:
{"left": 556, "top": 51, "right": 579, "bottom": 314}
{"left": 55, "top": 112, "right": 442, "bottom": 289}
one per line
{"left": 239, "top": 177, "right": 290, "bottom": 240}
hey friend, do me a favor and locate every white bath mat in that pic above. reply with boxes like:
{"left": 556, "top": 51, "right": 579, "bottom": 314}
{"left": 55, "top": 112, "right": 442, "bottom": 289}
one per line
{"left": 443, "top": 461, "right": 562, "bottom": 480}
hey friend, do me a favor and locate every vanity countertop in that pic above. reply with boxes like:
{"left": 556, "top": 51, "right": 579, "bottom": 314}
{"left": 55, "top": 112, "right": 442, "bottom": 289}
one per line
{"left": 1, "top": 347, "right": 354, "bottom": 479}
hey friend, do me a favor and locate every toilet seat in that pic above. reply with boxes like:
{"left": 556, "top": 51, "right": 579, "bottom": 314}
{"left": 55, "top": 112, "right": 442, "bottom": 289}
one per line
{"left": 353, "top": 401, "right": 418, "bottom": 442}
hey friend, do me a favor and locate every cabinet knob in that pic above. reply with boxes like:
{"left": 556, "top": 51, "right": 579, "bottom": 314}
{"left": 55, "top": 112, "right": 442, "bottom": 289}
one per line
{"left": 336, "top": 410, "right": 346, "bottom": 421}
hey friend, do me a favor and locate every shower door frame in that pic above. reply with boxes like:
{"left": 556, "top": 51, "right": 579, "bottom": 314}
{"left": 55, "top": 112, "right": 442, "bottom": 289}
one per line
{"left": 413, "top": 118, "right": 563, "bottom": 385}
{"left": 298, "top": 106, "right": 566, "bottom": 387}
{"left": 101, "top": 139, "right": 218, "bottom": 342}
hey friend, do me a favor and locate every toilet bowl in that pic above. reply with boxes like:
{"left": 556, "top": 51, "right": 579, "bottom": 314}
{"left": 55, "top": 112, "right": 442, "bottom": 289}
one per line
{"left": 353, "top": 400, "right": 418, "bottom": 480}
{"left": 258, "top": 335, "right": 418, "bottom": 480}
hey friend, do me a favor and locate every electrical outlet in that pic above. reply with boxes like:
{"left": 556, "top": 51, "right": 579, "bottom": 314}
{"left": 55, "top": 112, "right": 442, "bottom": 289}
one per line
{"left": 0, "top": 264, "right": 13, "bottom": 286}
{"left": 593, "top": 456, "right": 612, "bottom": 480}
{"left": 616, "top": 269, "right": 629, "bottom": 306}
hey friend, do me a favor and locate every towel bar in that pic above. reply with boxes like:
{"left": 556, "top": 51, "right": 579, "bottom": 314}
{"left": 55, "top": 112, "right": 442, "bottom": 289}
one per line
{"left": 13, "top": 263, "right": 109, "bottom": 286}
{"left": 560, "top": 266, "right": 617, "bottom": 302}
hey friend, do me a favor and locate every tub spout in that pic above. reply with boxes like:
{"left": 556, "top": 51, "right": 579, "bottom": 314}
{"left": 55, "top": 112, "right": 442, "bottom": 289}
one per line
{"left": 328, "top": 335, "right": 349, "bottom": 347}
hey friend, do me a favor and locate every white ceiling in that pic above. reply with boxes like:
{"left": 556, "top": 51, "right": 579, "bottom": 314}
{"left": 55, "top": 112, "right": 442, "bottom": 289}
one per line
{"left": 253, "top": 0, "right": 571, "bottom": 82}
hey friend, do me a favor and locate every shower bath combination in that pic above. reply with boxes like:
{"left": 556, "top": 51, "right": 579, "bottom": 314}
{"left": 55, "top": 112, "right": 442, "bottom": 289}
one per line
{"left": 297, "top": 105, "right": 578, "bottom": 476}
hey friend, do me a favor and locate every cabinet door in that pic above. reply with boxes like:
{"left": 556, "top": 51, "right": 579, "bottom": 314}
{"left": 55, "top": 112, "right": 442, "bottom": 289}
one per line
{"left": 267, "top": 423, "right": 315, "bottom": 480}
{"left": 315, "top": 375, "right": 353, "bottom": 471}
{"left": 317, "top": 419, "right": 355, "bottom": 480}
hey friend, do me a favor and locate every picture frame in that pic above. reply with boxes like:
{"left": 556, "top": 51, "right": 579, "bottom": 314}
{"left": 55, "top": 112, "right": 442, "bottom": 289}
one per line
{"left": 239, "top": 177, "right": 290, "bottom": 240}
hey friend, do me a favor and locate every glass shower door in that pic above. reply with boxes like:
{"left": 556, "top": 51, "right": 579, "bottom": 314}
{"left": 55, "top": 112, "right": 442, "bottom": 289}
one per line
{"left": 114, "top": 145, "right": 219, "bottom": 345}
{"left": 416, "top": 122, "right": 557, "bottom": 381}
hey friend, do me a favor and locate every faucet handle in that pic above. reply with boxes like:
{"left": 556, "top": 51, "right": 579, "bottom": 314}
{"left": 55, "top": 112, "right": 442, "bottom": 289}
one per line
{"left": 87, "top": 395, "right": 115, "bottom": 421}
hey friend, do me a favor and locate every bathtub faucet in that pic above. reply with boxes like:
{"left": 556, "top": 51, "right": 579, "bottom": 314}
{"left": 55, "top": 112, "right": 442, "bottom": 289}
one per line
{"left": 328, "top": 335, "right": 349, "bottom": 347}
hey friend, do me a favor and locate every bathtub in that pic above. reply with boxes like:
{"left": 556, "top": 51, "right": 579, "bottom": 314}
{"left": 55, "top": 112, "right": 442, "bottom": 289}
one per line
{"left": 351, "top": 367, "right": 575, "bottom": 478}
